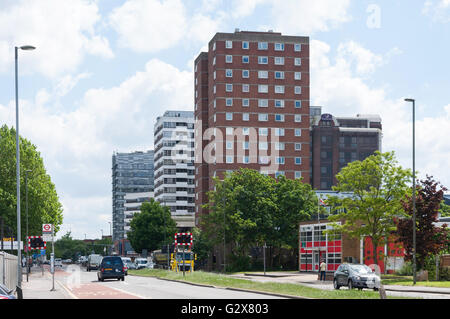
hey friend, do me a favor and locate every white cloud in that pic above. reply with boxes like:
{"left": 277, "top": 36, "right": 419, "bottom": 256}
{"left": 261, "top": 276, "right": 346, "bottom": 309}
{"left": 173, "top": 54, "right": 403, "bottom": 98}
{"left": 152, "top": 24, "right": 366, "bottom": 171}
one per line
{"left": 0, "top": 0, "right": 113, "bottom": 78}
{"left": 230, "top": 0, "right": 351, "bottom": 34}
{"left": 109, "top": 0, "right": 187, "bottom": 53}
{"left": 0, "top": 58, "right": 194, "bottom": 239}
{"left": 310, "top": 39, "right": 450, "bottom": 188}
{"left": 423, "top": 0, "right": 450, "bottom": 22}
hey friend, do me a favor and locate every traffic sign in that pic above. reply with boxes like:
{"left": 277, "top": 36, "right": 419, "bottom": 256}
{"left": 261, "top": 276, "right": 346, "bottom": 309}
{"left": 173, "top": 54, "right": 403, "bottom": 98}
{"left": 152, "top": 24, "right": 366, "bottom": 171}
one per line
{"left": 42, "top": 224, "right": 53, "bottom": 233}
{"left": 42, "top": 234, "right": 53, "bottom": 242}
{"left": 174, "top": 233, "right": 193, "bottom": 247}
{"left": 28, "top": 236, "right": 46, "bottom": 250}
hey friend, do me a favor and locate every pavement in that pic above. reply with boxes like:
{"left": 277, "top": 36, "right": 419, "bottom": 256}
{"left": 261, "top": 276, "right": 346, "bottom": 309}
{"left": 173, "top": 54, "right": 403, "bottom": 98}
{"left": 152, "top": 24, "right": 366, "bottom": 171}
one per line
{"left": 19, "top": 266, "right": 73, "bottom": 299}
{"left": 17, "top": 267, "right": 450, "bottom": 299}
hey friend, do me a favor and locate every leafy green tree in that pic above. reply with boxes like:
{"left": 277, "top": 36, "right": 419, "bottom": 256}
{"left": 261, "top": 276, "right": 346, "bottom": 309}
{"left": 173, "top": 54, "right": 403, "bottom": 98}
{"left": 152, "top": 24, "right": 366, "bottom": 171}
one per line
{"left": 202, "top": 168, "right": 316, "bottom": 269}
{"left": 326, "top": 151, "right": 411, "bottom": 268}
{"left": 0, "top": 125, "right": 63, "bottom": 241}
{"left": 440, "top": 201, "right": 450, "bottom": 217}
{"left": 54, "top": 232, "right": 89, "bottom": 259}
{"left": 127, "top": 199, "right": 177, "bottom": 254}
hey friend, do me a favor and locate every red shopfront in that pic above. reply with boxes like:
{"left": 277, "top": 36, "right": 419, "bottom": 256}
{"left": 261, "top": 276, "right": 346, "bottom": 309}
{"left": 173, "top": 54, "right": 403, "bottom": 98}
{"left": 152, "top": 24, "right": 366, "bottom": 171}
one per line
{"left": 299, "top": 222, "right": 405, "bottom": 273}
{"left": 299, "top": 223, "right": 342, "bottom": 272}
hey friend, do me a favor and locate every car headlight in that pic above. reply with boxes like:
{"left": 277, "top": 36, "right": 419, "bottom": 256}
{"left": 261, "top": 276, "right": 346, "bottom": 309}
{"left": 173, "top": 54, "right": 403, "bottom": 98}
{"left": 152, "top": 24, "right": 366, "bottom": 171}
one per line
{"left": 355, "top": 276, "right": 361, "bottom": 281}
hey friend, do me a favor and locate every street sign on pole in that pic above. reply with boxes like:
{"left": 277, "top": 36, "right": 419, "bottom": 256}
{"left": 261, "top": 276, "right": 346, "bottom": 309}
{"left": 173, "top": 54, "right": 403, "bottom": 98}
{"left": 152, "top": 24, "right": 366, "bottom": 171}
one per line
{"left": 42, "top": 224, "right": 53, "bottom": 234}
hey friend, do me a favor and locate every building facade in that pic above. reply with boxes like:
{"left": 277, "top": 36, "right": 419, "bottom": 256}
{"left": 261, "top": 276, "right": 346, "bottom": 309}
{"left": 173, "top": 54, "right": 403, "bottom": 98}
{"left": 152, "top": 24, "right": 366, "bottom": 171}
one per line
{"left": 154, "top": 111, "right": 195, "bottom": 231}
{"left": 112, "top": 151, "right": 154, "bottom": 242}
{"left": 311, "top": 110, "right": 382, "bottom": 190}
{"left": 194, "top": 30, "right": 311, "bottom": 226}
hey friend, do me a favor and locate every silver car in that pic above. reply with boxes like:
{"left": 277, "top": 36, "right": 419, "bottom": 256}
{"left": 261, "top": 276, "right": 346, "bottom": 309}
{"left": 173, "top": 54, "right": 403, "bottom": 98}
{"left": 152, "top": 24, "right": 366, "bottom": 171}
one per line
{"left": 333, "top": 264, "right": 381, "bottom": 291}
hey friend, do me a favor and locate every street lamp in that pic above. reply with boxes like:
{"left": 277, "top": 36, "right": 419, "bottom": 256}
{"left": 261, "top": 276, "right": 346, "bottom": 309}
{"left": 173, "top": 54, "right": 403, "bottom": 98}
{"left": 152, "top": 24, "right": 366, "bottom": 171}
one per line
{"left": 25, "top": 169, "right": 32, "bottom": 282}
{"left": 15, "top": 45, "right": 36, "bottom": 290}
{"left": 404, "top": 98, "right": 416, "bottom": 285}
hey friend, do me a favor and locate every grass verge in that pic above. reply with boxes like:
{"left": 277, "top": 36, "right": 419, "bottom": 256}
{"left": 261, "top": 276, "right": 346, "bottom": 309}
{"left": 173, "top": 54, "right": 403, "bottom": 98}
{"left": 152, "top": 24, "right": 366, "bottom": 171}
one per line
{"left": 381, "top": 275, "right": 450, "bottom": 288}
{"left": 129, "top": 269, "right": 411, "bottom": 299}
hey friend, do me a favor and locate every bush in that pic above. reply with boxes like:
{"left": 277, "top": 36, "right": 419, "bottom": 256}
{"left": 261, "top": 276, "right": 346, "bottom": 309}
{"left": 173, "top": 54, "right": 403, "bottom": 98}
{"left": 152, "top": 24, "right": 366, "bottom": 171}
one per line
{"left": 395, "top": 261, "right": 413, "bottom": 276}
{"left": 227, "top": 255, "right": 251, "bottom": 272}
{"left": 440, "top": 267, "right": 450, "bottom": 281}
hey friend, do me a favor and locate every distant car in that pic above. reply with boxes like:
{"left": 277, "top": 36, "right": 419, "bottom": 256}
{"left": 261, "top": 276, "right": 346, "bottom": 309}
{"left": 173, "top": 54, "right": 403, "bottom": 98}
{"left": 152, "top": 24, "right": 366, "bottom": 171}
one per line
{"left": 87, "top": 254, "right": 103, "bottom": 271}
{"left": 135, "top": 258, "right": 148, "bottom": 269}
{"left": 54, "top": 258, "right": 63, "bottom": 267}
{"left": 0, "top": 284, "right": 16, "bottom": 299}
{"left": 62, "top": 259, "right": 72, "bottom": 264}
{"left": 97, "top": 256, "right": 125, "bottom": 282}
{"left": 333, "top": 263, "right": 380, "bottom": 291}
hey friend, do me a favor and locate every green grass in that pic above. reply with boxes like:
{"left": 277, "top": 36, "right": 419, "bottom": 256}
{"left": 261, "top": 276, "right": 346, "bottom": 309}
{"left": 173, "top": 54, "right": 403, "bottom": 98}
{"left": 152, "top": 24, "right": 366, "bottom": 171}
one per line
{"left": 128, "top": 269, "right": 411, "bottom": 299}
{"left": 381, "top": 275, "right": 450, "bottom": 288}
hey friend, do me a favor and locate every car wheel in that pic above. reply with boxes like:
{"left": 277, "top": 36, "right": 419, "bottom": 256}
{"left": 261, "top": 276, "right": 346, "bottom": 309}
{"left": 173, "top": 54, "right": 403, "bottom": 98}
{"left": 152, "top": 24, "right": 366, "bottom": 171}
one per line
{"left": 333, "top": 279, "right": 340, "bottom": 290}
{"left": 117, "top": 277, "right": 121, "bottom": 281}
{"left": 348, "top": 280, "right": 354, "bottom": 290}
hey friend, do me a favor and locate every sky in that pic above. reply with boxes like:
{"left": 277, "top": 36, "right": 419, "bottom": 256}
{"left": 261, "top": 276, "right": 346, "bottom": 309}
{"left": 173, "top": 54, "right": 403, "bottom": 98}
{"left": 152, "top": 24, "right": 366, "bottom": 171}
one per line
{"left": 0, "top": 0, "right": 450, "bottom": 240}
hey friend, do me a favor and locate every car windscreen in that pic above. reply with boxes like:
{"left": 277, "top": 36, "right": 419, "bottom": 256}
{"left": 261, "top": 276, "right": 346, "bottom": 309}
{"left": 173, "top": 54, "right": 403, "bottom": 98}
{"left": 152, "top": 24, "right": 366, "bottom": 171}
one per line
{"left": 137, "top": 260, "right": 146, "bottom": 264}
{"left": 350, "top": 265, "right": 373, "bottom": 274}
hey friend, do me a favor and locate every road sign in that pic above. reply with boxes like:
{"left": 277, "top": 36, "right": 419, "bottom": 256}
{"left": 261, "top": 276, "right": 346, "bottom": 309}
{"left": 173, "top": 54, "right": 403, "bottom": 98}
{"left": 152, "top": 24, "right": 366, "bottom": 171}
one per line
{"left": 2, "top": 241, "right": 24, "bottom": 250}
{"left": 42, "top": 224, "right": 53, "bottom": 233}
{"left": 42, "top": 234, "right": 53, "bottom": 242}
{"left": 174, "top": 233, "right": 193, "bottom": 247}
{"left": 28, "top": 236, "right": 46, "bottom": 250}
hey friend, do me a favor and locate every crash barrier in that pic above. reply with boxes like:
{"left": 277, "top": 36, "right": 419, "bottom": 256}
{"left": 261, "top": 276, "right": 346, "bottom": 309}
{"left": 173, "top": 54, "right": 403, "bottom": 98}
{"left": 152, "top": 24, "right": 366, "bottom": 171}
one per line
{"left": 0, "top": 251, "right": 18, "bottom": 291}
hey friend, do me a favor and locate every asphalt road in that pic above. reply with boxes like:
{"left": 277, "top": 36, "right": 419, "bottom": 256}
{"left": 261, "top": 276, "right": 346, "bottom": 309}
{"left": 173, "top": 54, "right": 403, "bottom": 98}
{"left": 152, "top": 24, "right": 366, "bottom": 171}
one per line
{"left": 55, "top": 264, "right": 285, "bottom": 299}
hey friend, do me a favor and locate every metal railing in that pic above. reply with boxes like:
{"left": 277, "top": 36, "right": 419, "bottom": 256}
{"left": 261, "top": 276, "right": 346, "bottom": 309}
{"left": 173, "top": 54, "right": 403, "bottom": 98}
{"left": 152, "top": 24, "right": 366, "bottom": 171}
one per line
{"left": 0, "top": 251, "right": 18, "bottom": 291}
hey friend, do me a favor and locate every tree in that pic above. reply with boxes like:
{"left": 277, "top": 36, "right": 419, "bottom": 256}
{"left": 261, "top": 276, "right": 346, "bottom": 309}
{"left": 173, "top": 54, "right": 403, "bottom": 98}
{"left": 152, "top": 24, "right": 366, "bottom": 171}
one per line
{"left": 0, "top": 125, "right": 63, "bottom": 240}
{"left": 127, "top": 199, "right": 177, "bottom": 254}
{"left": 54, "top": 232, "right": 89, "bottom": 260}
{"left": 326, "top": 151, "right": 411, "bottom": 270}
{"left": 440, "top": 201, "right": 450, "bottom": 217}
{"left": 202, "top": 168, "right": 316, "bottom": 270}
{"left": 396, "top": 176, "right": 450, "bottom": 270}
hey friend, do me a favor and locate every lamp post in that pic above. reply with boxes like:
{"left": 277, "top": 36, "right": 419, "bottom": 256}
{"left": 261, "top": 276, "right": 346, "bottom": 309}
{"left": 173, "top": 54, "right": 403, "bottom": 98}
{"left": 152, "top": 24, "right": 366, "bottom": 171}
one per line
{"left": 25, "top": 169, "right": 32, "bottom": 282}
{"left": 15, "top": 45, "right": 36, "bottom": 291}
{"left": 404, "top": 98, "right": 416, "bottom": 285}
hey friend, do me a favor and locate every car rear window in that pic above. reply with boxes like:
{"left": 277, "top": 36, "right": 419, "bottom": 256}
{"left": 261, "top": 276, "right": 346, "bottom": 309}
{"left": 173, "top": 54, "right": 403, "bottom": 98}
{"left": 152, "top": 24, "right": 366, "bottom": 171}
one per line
{"left": 102, "top": 257, "right": 123, "bottom": 266}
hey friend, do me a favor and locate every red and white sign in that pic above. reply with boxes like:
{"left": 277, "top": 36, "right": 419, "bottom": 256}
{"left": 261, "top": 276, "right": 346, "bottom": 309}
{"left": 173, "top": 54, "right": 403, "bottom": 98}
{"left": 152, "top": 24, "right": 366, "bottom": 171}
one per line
{"left": 42, "top": 224, "right": 53, "bottom": 233}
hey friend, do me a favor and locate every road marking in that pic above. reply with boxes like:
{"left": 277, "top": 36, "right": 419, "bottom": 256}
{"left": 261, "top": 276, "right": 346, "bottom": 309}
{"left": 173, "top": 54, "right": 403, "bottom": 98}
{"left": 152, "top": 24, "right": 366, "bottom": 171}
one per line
{"left": 105, "top": 284, "right": 149, "bottom": 299}
{"left": 56, "top": 279, "right": 78, "bottom": 299}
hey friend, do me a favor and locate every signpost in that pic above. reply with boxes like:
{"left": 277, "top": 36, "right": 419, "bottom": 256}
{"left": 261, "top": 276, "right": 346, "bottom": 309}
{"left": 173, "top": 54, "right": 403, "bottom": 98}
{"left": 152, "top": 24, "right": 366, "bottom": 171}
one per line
{"left": 175, "top": 233, "right": 193, "bottom": 277}
{"left": 43, "top": 224, "right": 55, "bottom": 291}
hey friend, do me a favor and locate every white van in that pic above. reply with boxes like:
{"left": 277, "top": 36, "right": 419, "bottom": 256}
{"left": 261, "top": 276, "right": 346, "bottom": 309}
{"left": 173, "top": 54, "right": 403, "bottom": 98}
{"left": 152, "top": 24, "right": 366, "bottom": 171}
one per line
{"left": 135, "top": 258, "right": 148, "bottom": 269}
{"left": 87, "top": 254, "right": 103, "bottom": 271}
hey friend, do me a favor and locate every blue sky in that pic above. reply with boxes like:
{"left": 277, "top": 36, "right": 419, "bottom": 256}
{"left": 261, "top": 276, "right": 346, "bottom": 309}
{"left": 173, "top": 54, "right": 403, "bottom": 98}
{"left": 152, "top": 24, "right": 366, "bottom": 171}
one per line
{"left": 0, "top": 0, "right": 449, "bottom": 240}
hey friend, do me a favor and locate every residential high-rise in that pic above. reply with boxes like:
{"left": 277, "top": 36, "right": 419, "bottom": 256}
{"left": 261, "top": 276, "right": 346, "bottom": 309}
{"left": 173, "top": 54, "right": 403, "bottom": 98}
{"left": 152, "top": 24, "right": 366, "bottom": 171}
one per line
{"left": 310, "top": 109, "right": 382, "bottom": 190}
{"left": 112, "top": 150, "right": 154, "bottom": 242}
{"left": 154, "top": 111, "right": 195, "bottom": 231}
{"left": 194, "top": 30, "right": 310, "bottom": 225}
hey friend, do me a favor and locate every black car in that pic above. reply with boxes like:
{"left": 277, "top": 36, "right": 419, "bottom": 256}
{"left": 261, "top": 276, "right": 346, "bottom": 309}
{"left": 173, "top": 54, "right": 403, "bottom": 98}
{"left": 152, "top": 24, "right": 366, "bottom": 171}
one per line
{"left": 333, "top": 263, "right": 380, "bottom": 291}
{"left": 97, "top": 256, "right": 125, "bottom": 282}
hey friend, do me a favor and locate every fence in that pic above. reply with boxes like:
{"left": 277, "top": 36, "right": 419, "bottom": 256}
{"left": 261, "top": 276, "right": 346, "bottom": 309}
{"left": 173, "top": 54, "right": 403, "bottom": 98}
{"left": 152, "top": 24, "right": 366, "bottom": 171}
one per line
{"left": 0, "top": 251, "right": 18, "bottom": 291}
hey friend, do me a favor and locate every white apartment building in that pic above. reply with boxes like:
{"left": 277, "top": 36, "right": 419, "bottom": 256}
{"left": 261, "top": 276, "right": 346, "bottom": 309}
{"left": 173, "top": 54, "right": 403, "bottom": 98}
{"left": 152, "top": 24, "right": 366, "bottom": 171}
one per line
{"left": 154, "top": 111, "right": 195, "bottom": 231}
{"left": 123, "top": 191, "right": 154, "bottom": 238}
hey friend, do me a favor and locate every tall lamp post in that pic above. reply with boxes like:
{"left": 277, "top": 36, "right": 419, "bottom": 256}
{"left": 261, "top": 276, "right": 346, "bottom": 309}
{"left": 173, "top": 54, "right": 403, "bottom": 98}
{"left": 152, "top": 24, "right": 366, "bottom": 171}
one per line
{"left": 405, "top": 98, "right": 416, "bottom": 285}
{"left": 15, "top": 45, "right": 36, "bottom": 291}
{"left": 25, "top": 169, "right": 32, "bottom": 282}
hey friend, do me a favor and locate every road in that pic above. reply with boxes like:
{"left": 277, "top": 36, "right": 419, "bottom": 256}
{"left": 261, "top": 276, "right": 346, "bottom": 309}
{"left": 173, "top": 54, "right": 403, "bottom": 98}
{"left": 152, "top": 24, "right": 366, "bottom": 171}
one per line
{"left": 52, "top": 264, "right": 285, "bottom": 299}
